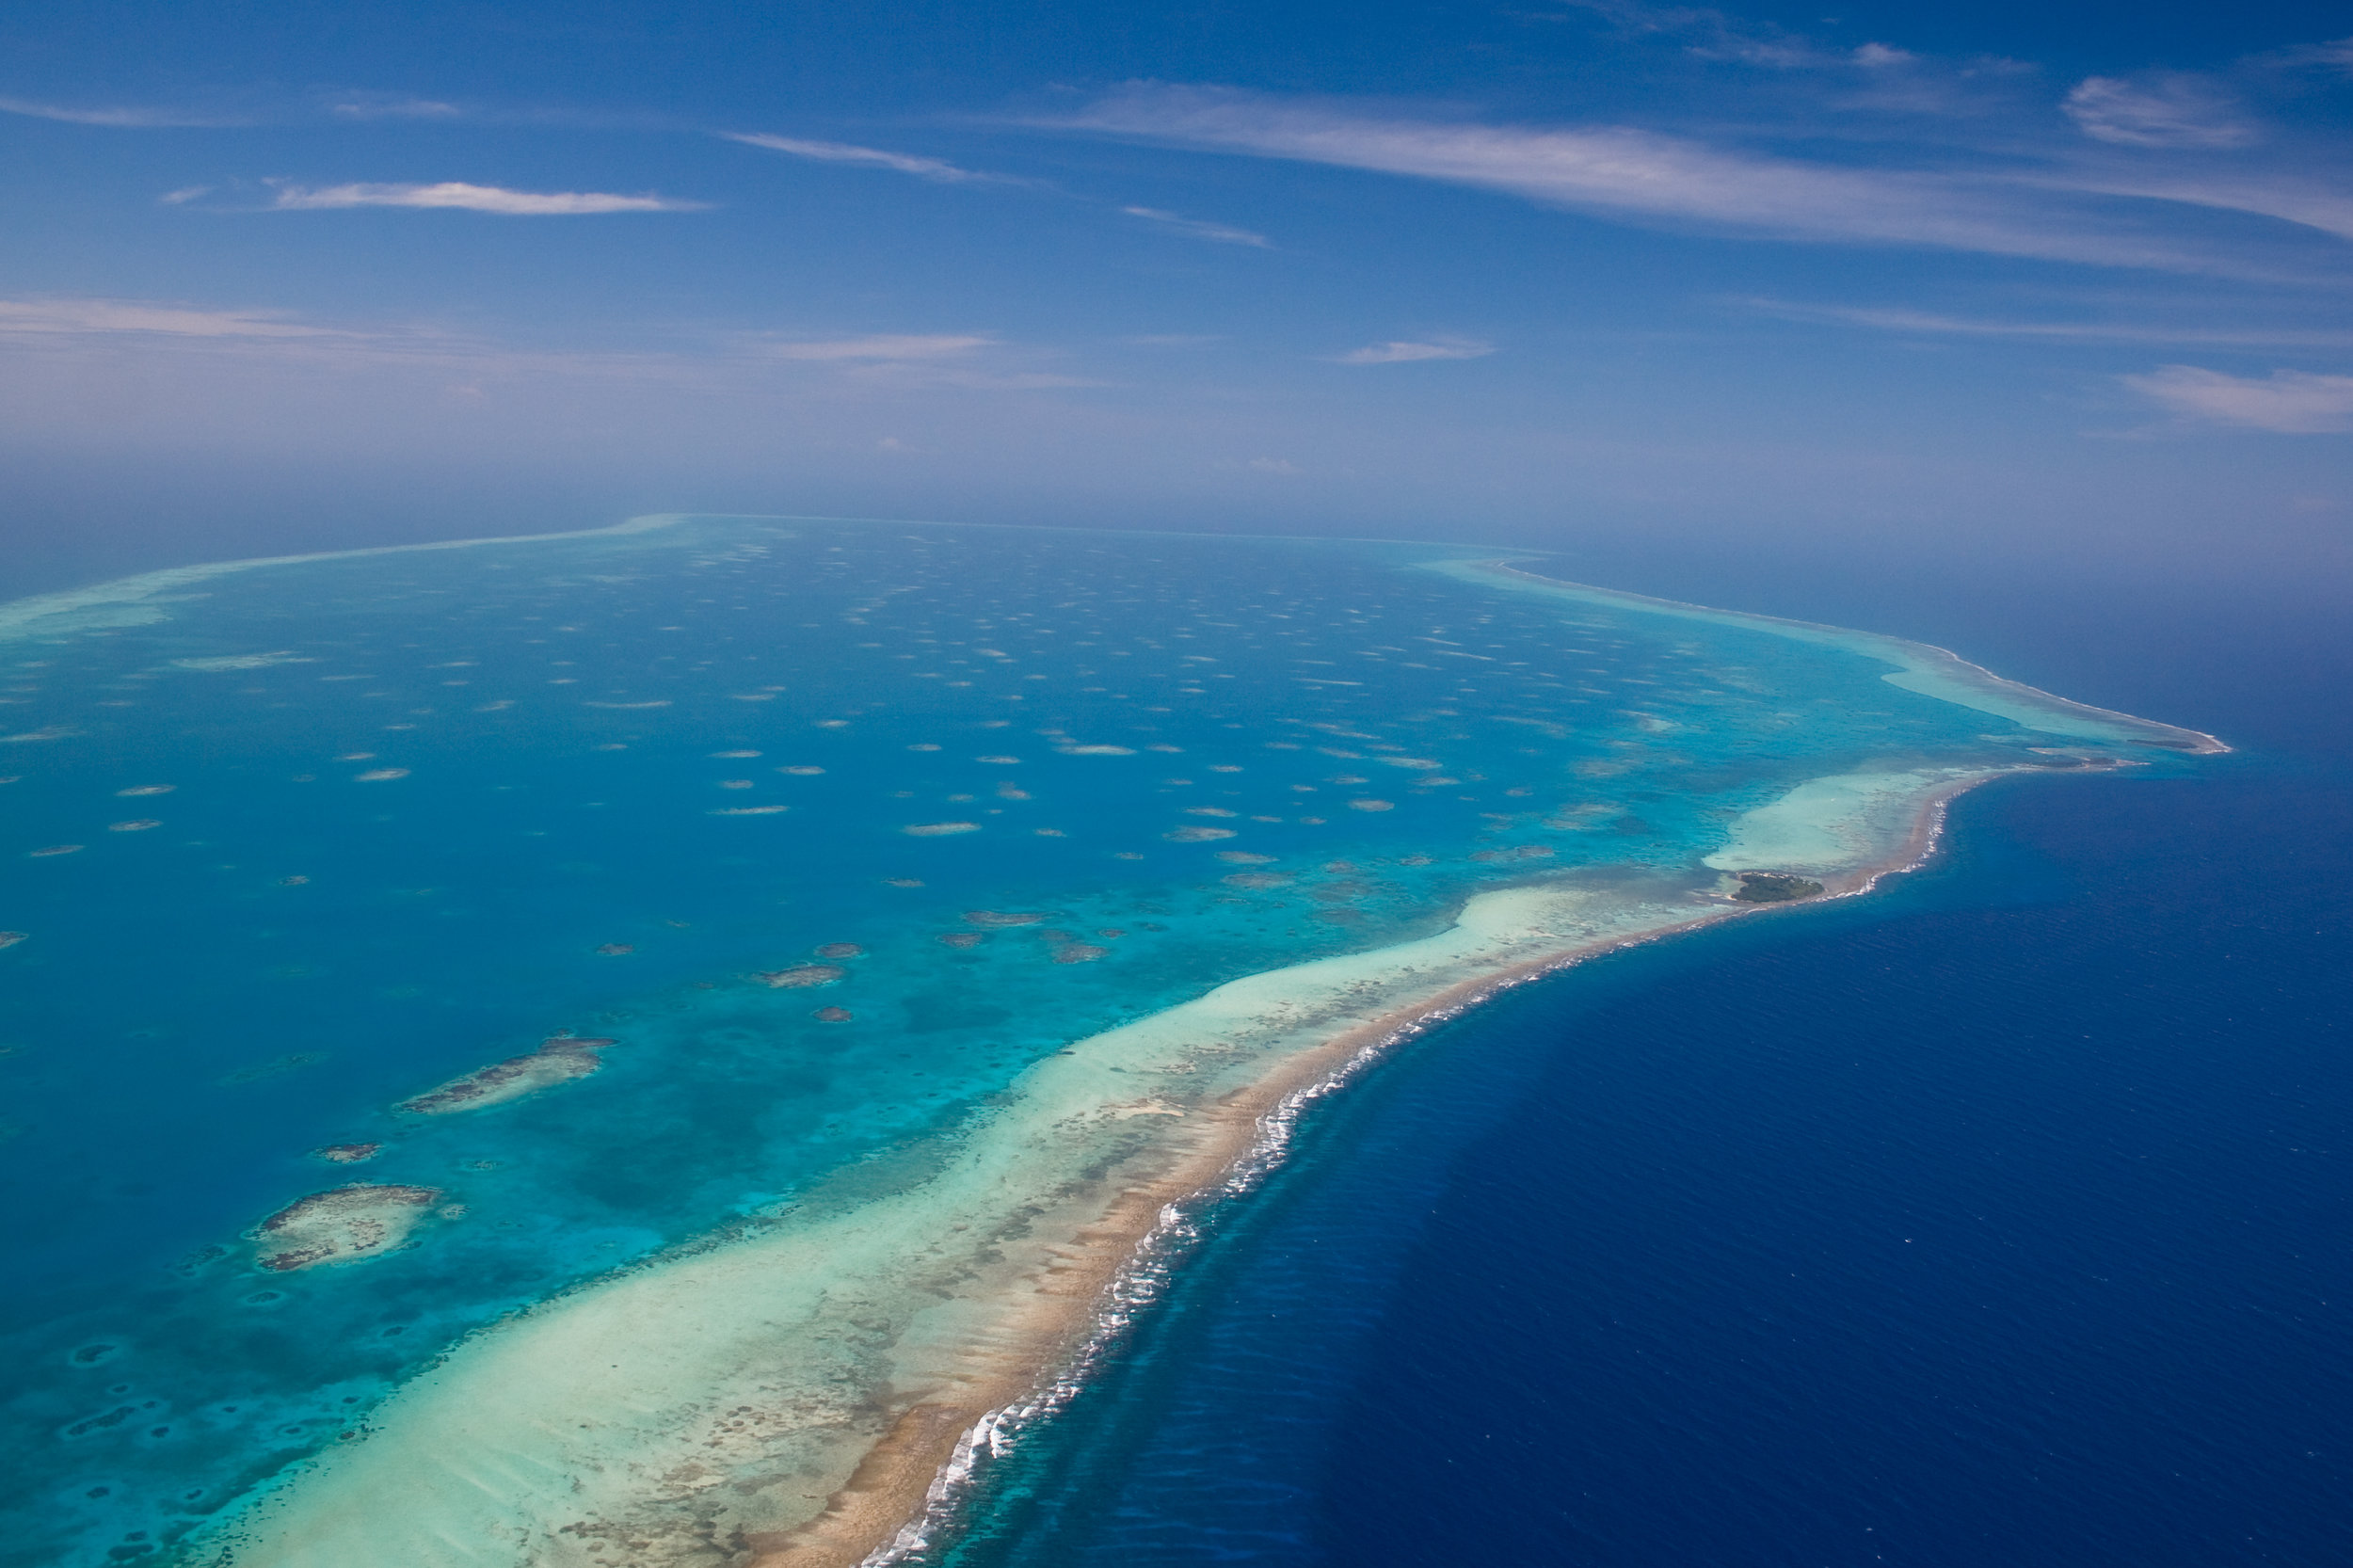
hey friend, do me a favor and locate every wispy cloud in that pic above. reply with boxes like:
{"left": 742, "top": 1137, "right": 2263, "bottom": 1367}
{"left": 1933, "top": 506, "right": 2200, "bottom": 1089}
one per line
{"left": 1119, "top": 205, "right": 1271, "bottom": 247}
{"left": 0, "top": 94, "right": 242, "bottom": 128}
{"left": 1048, "top": 85, "right": 2276, "bottom": 275}
{"left": 0, "top": 294, "right": 1099, "bottom": 396}
{"left": 0, "top": 296, "right": 365, "bottom": 340}
{"left": 2123, "top": 366, "right": 2353, "bottom": 432}
{"left": 2265, "top": 37, "right": 2353, "bottom": 74}
{"left": 2062, "top": 75, "right": 2257, "bottom": 150}
{"left": 266, "top": 181, "right": 706, "bottom": 215}
{"left": 762, "top": 334, "right": 996, "bottom": 360}
{"left": 1334, "top": 337, "right": 1494, "bottom": 364}
{"left": 721, "top": 132, "right": 1016, "bottom": 184}
{"left": 1561, "top": 0, "right": 1829, "bottom": 70}
{"left": 1743, "top": 298, "right": 2353, "bottom": 348}
{"left": 2049, "top": 172, "right": 2353, "bottom": 246}
{"left": 756, "top": 332, "right": 1099, "bottom": 388}
{"left": 328, "top": 95, "right": 464, "bottom": 120}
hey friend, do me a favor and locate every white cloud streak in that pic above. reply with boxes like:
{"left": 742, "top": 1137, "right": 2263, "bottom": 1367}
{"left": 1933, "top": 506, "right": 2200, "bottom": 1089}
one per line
{"left": 1333, "top": 337, "right": 1494, "bottom": 365}
{"left": 1048, "top": 85, "right": 2331, "bottom": 276}
{"left": 2123, "top": 366, "right": 2353, "bottom": 432}
{"left": 721, "top": 133, "right": 1009, "bottom": 184}
{"left": 754, "top": 333, "right": 1099, "bottom": 388}
{"left": 1561, "top": 0, "right": 1829, "bottom": 70}
{"left": 2052, "top": 173, "right": 2353, "bottom": 246}
{"left": 0, "top": 94, "right": 241, "bottom": 128}
{"left": 2062, "top": 76, "right": 2257, "bottom": 150}
{"left": 0, "top": 297, "right": 364, "bottom": 340}
{"left": 1742, "top": 298, "right": 2353, "bottom": 348}
{"left": 1119, "top": 206, "right": 1271, "bottom": 247}
{"left": 328, "top": 97, "right": 464, "bottom": 120}
{"left": 0, "top": 296, "right": 1097, "bottom": 393}
{"left": 726, "top": 131, "right": 1269, "bottom": 248}
{"left": 2269, "top": 37, "right": 2353, "bottom": 74}
{"left": 762, "top": 334, "right": 996, "bottom": 360}
{"left": 266, "top": 181, "right": 706, "bottom": 215}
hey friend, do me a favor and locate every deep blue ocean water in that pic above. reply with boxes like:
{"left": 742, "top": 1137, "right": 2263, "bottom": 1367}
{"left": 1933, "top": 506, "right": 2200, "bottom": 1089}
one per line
{"left": 933, "top": 580, "right": 2353, "bottom": 1567}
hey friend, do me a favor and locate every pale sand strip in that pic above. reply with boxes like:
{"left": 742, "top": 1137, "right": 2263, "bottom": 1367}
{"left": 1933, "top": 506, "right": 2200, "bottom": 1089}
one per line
{"left": 195, "top": 881, "right": 1722, "bottom": 1566}
{"left": 194, "top": 761, "right": 2030, "bottom": 1568}
{"left": 1704, "top": 768, "right": 1991, "bottom": 876}
{"left": 0, "top": 514, "right": 686, "bottom": 644}
{"left": 847, "top": 773, "right": 1999, "bottom": 1568}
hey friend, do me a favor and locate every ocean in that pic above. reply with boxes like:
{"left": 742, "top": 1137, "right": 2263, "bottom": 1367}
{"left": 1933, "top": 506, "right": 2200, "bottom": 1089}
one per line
{"left": 0, "top": 515, "right": 2284, "bottom": 1566}
{"left": 927, "top": 556, "right": 2353, "bottom": 1568}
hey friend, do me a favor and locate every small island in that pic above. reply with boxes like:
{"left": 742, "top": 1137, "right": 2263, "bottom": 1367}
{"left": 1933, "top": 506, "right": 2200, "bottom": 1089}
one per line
{"left": 1731, "top": 872, "right": 1827, "bottom": 904}
{"left": 253, "top": 1184, "right": 442, "bottom": 1272}
{"left": 398, "top": 1035, "right": 618, "bottom": 1114}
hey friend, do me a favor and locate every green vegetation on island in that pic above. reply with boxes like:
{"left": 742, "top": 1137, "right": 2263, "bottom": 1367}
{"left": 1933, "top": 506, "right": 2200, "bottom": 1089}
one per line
{"left": 1732, "top": 872, "right": 1826, "bottom": 903}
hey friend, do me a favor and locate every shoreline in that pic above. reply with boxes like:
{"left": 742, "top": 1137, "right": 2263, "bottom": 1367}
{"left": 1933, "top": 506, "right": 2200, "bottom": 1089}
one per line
{"left": 756, "top": 774, "right": 2005, "bottom": 1568}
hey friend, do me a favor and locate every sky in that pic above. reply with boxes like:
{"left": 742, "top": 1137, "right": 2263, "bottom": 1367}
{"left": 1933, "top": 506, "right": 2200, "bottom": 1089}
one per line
{"left": 4, "top": 0, "right": 2351, "bottom": 594}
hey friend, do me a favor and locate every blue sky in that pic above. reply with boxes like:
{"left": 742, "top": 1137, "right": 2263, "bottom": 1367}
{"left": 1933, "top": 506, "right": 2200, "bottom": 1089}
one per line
{"left": 4, "top": 0, "right": 2350, "bottom": 585}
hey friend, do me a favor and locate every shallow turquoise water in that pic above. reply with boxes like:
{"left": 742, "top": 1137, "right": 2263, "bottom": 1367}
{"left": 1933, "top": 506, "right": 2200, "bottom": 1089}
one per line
{"left": 0, "top": 517, "right": 2199, "bottom": 1565}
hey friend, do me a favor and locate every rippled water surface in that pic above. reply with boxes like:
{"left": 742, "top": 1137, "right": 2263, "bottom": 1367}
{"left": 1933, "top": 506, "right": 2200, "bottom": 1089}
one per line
{"left": 0, "top": 517, "right": 2201, "bottom": 1564}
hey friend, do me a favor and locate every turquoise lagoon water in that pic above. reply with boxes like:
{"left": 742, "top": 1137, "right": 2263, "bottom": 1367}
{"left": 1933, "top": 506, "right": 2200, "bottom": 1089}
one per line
{"left": 0, "top": 517, "right": 2212, "bottom": 1566}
